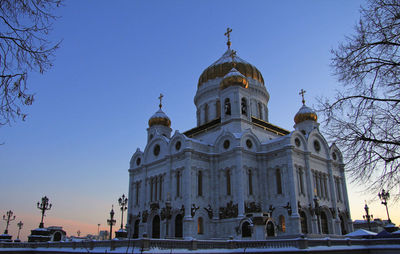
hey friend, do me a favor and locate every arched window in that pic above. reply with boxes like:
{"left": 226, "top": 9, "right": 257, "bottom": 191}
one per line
{"left": 340, "top": 215, "right": 347, "bottom": 235}
{"left": 197, "top": 217, "right": 204, "bottom": 234}
{"left": 152, "top": 215, "right": 160, "bottom": 238}
{"left": 241, "top": 98, "right": 247, "bottom": 116}
{"left": 258, "top": 102, "right": 263, "bottom": 119}
{"left": 300, "top": 211, "right": 308, "bottom": 234}
{"left": 276, "top": 169, "right": 282, "bottom": 194}
{"left": 266, "top": 221, "right": 275, "bottom": 237}
{"left": 216, "top": 100, "right": 221, "bottom": 118}
{"left": 224, "top": 98, "right": 231, "bottom": 115}
{"left": 321, "top": 211, "right": 329, "bottom": 234}
{"left": 279, "top": 215, "right": 286, "bottom": 232}
{"left": 175, "top": 214, "right": 183, "bottom": 238}
{"left": 242, "top": 221, "right": 251, "bottom": 237}
{"left": 198, "top": 171, "right": 203, "bottom": 196}
{"left": 204, "top": 104, "right": 209, "bottom": 123}
{"left": 248, "top": 169, "right": 253, "bottom": 195}
{"left": 133, "top": 219, "right": 140, "bottom": 238}
{"left": 298, "top": 169, "right": 304, "bottom": 195}
{"left": 226, "top": 170, "right": 231, "bottom": 196}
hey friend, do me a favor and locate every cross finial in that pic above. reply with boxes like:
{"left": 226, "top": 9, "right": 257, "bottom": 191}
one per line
{"left": 158, "top": 93, "right": 164, "bottom": 109}
{"left": 224, "top": 27, "right": 232, "bottom": 50}
{"left": 230, "top": 50, "right": 237, "bottom": 67}
{"left": 299, "top": 89, "right": 306, "bottom": 105}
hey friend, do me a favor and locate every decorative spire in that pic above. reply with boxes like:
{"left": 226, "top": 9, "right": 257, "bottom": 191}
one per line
{"left": 230, "top": 50, "right": 237, "bottom": 68}
{"left": 224, "top": 27, "right": 232, "bottom": 50}
{"left": 158, "top": 93, "right": 164, "bottom": 109}
{"left": 299, "top": 89, "right": 306, "bottom": 105}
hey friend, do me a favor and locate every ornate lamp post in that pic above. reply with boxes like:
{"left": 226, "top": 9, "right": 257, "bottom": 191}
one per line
{"left": 107, "top": 206, "right": 116, "bottom": 240}
{"left": 16, "top": 221, "right": 23, "bottom": 241}
{"left": 363, "top": 202, "right": 373, "bottom": 231}
{"left": 37, "top": 196, "right": 52, "bottom": 228}
{"left": 378, "top": 189, "right": 391, "bottom": 223}
{"left": 2, "top": 210, "right": 16, "bottom": 234}
{"left": 118, "top": 194, "right": 128, "bottom": 230}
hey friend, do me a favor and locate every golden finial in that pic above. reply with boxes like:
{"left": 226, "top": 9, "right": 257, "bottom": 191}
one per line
{"left": 230, "top": 50, "right": 237, "bottom": 68}
{"left": 158, "top": 93, "right": 164, "bottom": 109}
{"left": 224, "top": 27, "right": 232, "bottom": 50}
{"left": 299, "top": 89, "right": 306, "bottom": 105}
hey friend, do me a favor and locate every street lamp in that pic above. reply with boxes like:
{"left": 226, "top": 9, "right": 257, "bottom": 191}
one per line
{"left": 16, "top": 221, "right": 23, "bottom": 241}
{"left": 37, "top": 196, "right": 52, "bottom": 228}
{"left": 2, "top": 210, "right": 16, "bottom": 234}
{"left": 378, "top": 189, "right": 391, "bottom": 223}
{"left": 118, "top": 194, "right": 128, "bottom": 230}
{"left": 97, "top": 224, "right": 100, "bottom": 236}
{"left": 107, "top": 205, "right": 116, "bottom": 240}
{"left": 363, "top": 202, "right": 373, "bottom": 231}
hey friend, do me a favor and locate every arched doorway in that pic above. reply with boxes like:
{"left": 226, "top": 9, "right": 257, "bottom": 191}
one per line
{"left": 152, "top": 215, "right": 160, "bottom": 238}
{"left": 133, "top": 219, "right": 140, "bottom": 238}
{"left": 242, "top": 221, "right": 251, "bottom": 237}
{"left": 300, "top": 211, "right": 308, "bottom": 234}
{"left": 266, "top": 221, "right": 275, "bottom": 237}
{"left": 53, "top": 232, "right": 62, "bottom": 241}
{"left": 175, "top": 214, "right": 183, "bottom": 238}
{"left": 340, "top": 215, "right": 347, "bottom": 235}
{"left": 320, "top": 211, "right": 329, "bottom": 234}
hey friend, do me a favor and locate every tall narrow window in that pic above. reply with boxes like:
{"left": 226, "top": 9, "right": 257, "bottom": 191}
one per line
{"left": 176, "top": 172, "right": 180, "bottom": 197}
{"left": 241, "top": 98, "right": 247, "bottom": 116}
{"left": 204, "top": 104, "right": 209, "bottom": 123}
{"left": 323, "top": 176, "right": 328, "bottom": 199}
{"left": 276, "top": 169, "right": 282, "bottom": 194}
{"left": 135, "top": 183, "right": 139, "bottom": 205}
{"left": 226, "top": 170, "right": 231, "bottom": 196}
{"left": 248, "top": 169, "right": 253, "bottom": 195}
{"left": 197, "top": 217, "right": 204, "bottom": 234}
{"left": 258, "top": 102, "right": 263, "bottom": 119}
{"left": 159, "top": 176, "right": 163, "bottom": 200}
{"left": 154, "top": 177, "right": 158, "bottom": 201}
{"left": 150, "top": 180, "right": 153, "bottom": 201}
{"left": 216, "top": 100, "right": 221, "bottom": 118}
{"left": 299, "top": 169, "right": 304, "bottom": 195}
{"left": 198, "top": 171, "right": 203, "bottom": 196}
{"left": 224, "top": 98, "right": 231, "bottom": 115}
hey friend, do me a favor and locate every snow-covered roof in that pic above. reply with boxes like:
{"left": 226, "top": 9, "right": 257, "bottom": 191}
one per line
{"left": 346, "top": 229, "right": 377, "bottom": 237}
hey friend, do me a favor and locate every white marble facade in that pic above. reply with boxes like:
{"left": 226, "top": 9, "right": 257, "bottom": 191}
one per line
{"left": 127, "top": 46, "right": 353, "bottom": 240}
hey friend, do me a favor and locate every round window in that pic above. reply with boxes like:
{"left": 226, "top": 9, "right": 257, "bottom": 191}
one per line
{"left": 153, "top": 144, "right": 160, "bottom": 156}
{"left": 136, "top": 157, "right": 141, "bottom": 166}
{"left": 314, "top": 140, "right": 321, "bottom": 152}
{"left": 175, "top": 141, "right": 181, "bottom": 151}
{"left": 246, "top": 139, "right": 252, "bottom": 149}
{"left": 223, "top": 140, "right": 230, "bottom": 149}
{"left": 301, "top": 130, "right": 306, "bottom": 135}
{"left": 295, "top": 138, "right": 301, "bottom": 147}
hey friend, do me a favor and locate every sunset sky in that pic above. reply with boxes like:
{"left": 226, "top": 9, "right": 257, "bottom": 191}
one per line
{"left": 1, "top": 0, "right": 399, "bottom": 241}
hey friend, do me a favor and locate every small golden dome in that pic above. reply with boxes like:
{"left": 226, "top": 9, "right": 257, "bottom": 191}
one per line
{"left": 220, "top": 67, "right": 249, "bottom": 89}
{"left": 294, "top": 105, "right": 318, "bottom": 124}
{"left": 148, "top": 109, "right": 171, "bottom": 128}
{"left": 198, "top": 49, "right": 264, "bottom": 87}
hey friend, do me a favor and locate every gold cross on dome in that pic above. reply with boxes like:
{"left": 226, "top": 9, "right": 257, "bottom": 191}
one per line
{"left": 158, "top": 93, "right": 164, "bottom": 109}
{"left": 299, "top": 89, "right": 306, "bottom": 105}
{"left": 225, "top": 27, "right": 232, "bottom": 49}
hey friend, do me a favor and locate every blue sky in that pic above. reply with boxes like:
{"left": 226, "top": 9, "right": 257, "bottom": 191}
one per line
{"left": 1, "top": 0, "right": 398, "bottom": 240}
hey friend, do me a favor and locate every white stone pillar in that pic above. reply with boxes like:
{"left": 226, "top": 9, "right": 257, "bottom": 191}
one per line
{"left": 285, "top": 147, "right": 300, "bottom": 234}
{"left": 235, "top": 149, "right": 245, "bottom": 217}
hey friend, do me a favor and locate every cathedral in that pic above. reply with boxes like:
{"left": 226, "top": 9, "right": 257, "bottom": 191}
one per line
{"left": 126, "top": 29, "right": 353, "bottom": 240}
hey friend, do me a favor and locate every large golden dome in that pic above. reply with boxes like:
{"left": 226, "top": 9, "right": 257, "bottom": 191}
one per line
{"left": 148, "top": 108, "right": 171, "bottom": 128}
{"left": 294, "top": 105, "right": 318, "bottom": 124}
{"left": 198, "top": 49, "right": 264, "bottom": 87}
